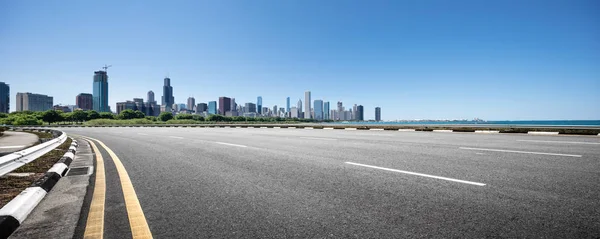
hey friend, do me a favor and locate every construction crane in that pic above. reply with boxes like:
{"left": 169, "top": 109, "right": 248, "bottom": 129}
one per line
{"left": 102, "top": 64, "right": 112, "bottom": 72}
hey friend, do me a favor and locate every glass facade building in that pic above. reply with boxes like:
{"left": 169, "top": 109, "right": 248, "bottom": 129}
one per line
{"left": 208, "top": 101, "right": 217, "bottom": 115}
{"left": 257, "top": 96, "right": 262, "bottom": 114}
{"left": 93, "top": 71, "right": 109, "bottom": 112}
{"left": 314, "top": 100, "right": 323, "bottom": 120}
{"left": 324, "top": 102, "right": 330, "bottom": 120}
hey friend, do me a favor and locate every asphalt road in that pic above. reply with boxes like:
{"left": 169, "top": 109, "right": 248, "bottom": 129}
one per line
{"left": 0, "top": 131, "right": 38, "bottom": 156}
{"left": 62, "top": 127, "right": 600, "bottom": 238}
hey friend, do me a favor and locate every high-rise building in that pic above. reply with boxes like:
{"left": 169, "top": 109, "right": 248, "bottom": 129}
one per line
{"left": 162, "top": 77, "right": 174, "bottom": 110}
{"left": 218, "top": 97, "right": 231, "bottom": 115}
{"left": 244, "top": 103, "right": 256, "bottom": 113}
{"left": 262, "top": 107, "right": 269, "bottom": 116}
{"left": 290, "top": 107, "right": 299, "bottom": 118}
{"left": 187, "top": 97, "right": 195, "bottom": 111}
{"left": 357, "top": 105, "right": 364, "bottom": 121}
{"left": 231, "top": 98, "right": 237, "bottom": 113}
{"left": 147, "top": 91, "right": 155, "bottom": 103}
{"left": 116, "top": 101, "right": 136, "bottom": 114}
{"left": 313, "top": 100, "right": 323, "bottom": 120}
{"left": 196, "top": 103, "right": 208, "bottom": 113}
{"left": 353, "top": 104, "right": 358, "bottom": 120}
{"left": 324, "top": 102, "right": 330, "bottom": 120}
{"left": 16, "top": 92, "right": 53, "bottom": 112}
{"left": 279, "top": 107, "right": 285, "bottom": 117}
{"left": 93, "top": 70, "right": 109, "bottom": 112}
{"left": 257, "top": 96, "right": 262, "bottom": 114}
{"left": 337, "top": 101, "right": 343, "bottom": 113}
{"left": 375, "top": 107, "right": 381, "bottom": 121}
{"left": 273, "top": 105, "right": 278, "bottom": 116}
{"left": 286, "top": 97, "right": 290, "bottom": 115}
{"left": 76, "top": 93, "right": 93, "bottom": 111}
{"left": 297, "top": 99, "right": 303, "bottom": 118}
{"left": 304, "top": 91, "right": 311, "bottom": 119}
{"left": 208, "top": 101, "right": 217, "bottom": 115}
{"left": 0, "top": 82, "right": 8, "bottom": 113}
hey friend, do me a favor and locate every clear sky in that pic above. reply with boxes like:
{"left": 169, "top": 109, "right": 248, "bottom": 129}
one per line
{"left": 1, "top": 0, "right": 598, "bottom": 120}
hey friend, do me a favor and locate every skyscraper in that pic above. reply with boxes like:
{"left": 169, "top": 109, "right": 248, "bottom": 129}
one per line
{"left": 314, "top": 100, "right": 323, "bottom": 120}
{"left": 208, "top": 101, "right": 217, "bottom": 115}
{"left": 218, "top": 97, "right": 231, "bottom": 115}
{"left": 196, "top": 103, "right": 208, "bottom": 113}
{"left": 231, "top": 98, "right": 237, "bottom": 113}
{"left": 357, "top": 105, "right": 364, "bottom": 121}
{"left": 257, "top": 96, "right": 262, "bottom": 114}
{"left": 0, "top": 82, "right": 8, "bottom": 113}
{"left": 273, "top": 105, "right": 277, "bottom": 116}
{"left": 244, "top": 103, "right": 256, "bottom": 113}
{"left": 187, "top": 97, "right": 195, "bottom": 111}
{"left": 162, "top": 77, "right": 174, "bottom": 110}
{"left": 147, "top": 91, "right": 155, "bottom": 103}
{"left": 76, "top": 93, "right": 93, "bottom": 111}
{"left": 353, "top": 104, "right": 358, "bottom": 120}
{"left": 297, "top": 99, "right": 303, "bottom": 118}
{"left": 304, "top": 91, "right": 311, "bottom": 119}
{"left": 286, "top": 97, "right": 290, "bottom": 115}
{"left": 16, "top": 92, "right": 53, "bottom": 112}
{"left": 375, "top": 107, "right": 381, "bottom": 121}
{"left": 337, "top": 101, "right": 343, "bottom": 113}
{"left": 324, "top": 102, "right": 330, "bottom": 120}
{"left": 93, "top": 70, "right": 109, "bottom": 112}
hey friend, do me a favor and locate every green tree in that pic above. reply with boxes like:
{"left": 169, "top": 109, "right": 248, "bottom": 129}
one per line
{"left": 61, "top": 112, "right": 73, "bottom": 124}
{"left": 13, "top": 115, "right": 42, "bottom": 125}
{"left": 72, "top": 110, "right": 88, "bottom": 123}
{"left": 192, "top": 115, "right": 204, "bottom": 121}
{"left": 42, "top": 110, "right": 62, "bottom": 125}
{"left": 158, "top": 112, "right": 174, "bottom": 121}
{"left": 145, "top": 116, "right": 157, "bottom": 121}
{"left": 0, "top": 113, "right": 7, "bottom": 118}
{"left": 99, "top": 112, "right": 115, "bottom": 119}
{"left": 118, "top": 109, "right": 137, "bottom": 120}
{"left": 87, "top": 111, "right": 100, "bottom": 120}
{"left": 134, "top": 110, "right": 145, "bottom": 119}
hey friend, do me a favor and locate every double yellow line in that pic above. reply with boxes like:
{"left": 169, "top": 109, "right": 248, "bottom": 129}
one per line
{"left": 80, "top": 136, "right": 153, "bottom": 239}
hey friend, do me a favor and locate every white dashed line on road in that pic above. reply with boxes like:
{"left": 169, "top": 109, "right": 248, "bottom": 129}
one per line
{"left": 345, "top": 162, "right": 486, "bottom": 186}
{"left": 299, "top": 137, "right": 337, "bottom": 141}
{"left": 517, "top": 140, "right": 600, "bottom": 145}
{"left": 215, "top": 142, "right": 247, "bottom": 148}
{"left": 459, "top": 147, "right": 582, "bottom": 157}
{"left": 169, "top": 136, "right": 184, "bottom": 139}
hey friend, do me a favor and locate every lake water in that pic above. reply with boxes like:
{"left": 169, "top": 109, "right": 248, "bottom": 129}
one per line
{"left": 331, "top": 120, "right": 600, "bottom": 126}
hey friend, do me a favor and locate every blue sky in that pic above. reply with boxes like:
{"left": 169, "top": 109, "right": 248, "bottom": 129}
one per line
{"left": 1, "top": 0, "right": 598, "bottom": 120}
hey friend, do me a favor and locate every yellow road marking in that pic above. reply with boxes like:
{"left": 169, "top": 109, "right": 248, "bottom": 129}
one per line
{"left": 83, "top": 139, "right": 106, "bottom": 239}
{"left": 84, "top": 136, "right": 153, "bottom": 239}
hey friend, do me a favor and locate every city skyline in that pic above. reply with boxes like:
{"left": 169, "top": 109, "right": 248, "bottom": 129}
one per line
{"left": 1, "top": 1, "right": 598, "bottom": 120}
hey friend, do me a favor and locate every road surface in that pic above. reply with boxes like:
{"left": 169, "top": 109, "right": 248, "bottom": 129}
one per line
{"left": 60, "top": 127, "right": 600, "bottom": 238}
{"left": 0, "top": 131, "right": 38, "bottom": 156}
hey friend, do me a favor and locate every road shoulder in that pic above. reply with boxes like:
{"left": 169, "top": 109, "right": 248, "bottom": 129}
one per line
{"left": 10, "top": 137, "right": 93, "bottom": 239}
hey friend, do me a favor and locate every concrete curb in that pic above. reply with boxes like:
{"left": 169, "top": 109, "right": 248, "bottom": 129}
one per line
{"left": 475, "top": 130, "right": 500, "bottom": 133}
{"left": 433, "top": 130, "right": 453, "bottom": 132}
{"left": 398, "top": 129, "right": 416, "bottom": 132}
{"left": 527, "top": 131, "right": 559, "bottom": 135}
{"left": 0, "top": 138, "right": 78, "bottom": 238}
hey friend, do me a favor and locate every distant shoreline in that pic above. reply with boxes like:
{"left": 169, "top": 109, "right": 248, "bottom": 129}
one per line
{"left": 330, "top": 120, "right": 600, "bottom": 127}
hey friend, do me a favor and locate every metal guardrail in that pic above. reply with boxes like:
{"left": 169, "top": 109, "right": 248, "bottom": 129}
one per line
{"left": 0, "top": 129, "right": 67, "bottom": 177}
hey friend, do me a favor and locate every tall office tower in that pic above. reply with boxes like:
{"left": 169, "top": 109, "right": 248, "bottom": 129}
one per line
{"left": 231, "top": 98, "right": 237, "bottom": 113}
{"left": 304, "top": 91, "right": 311, "bottom": 119}
{"left": 208, "top": 101, "right": 217, "bottom": 115}
{"left": 162, "top": 77, "right": 174, "bottom": 109}
{"left": 133, "top": 98, "right": 145, "bottom": 113}
{"left": 286, "top": 97, "right": 290, "bottom": 115}
{"left": 244, "top": 103, "right": 256, "bottom": 113}
{"left": 297, "top": 99, "right": 303, "bottom": 118}
{"left": 187, "top": 97, "right": 196, "bottom": 111}
{"left": 273, "top": 105, "right": 277, "bottom": 116}
{"left": 218, "top": 97, "right": 231, "bottom": 115}
{"left": 93, "top": 70, "right": 109, "bottom": 112}
{"left": 147, "top": 91, "right": 155, "bottom": 103}
{"left": 357, "top": 105, "right": 364, "bottom": 121}
{"left": 0, "top": 82, "right": 8, "bottom": 113}
{"left": 257, "top": 96, "right": 262, "bottom": 114}
{"left": 353, "top": 104, "right": 358, "bottom": 120}
{"left": 313, "top": 100, "right": 323, "bottom": 120}
{"left": 262, "top": 107, "right": 269, "bottom": 115}
{"left": 196, "top": 103, "right": 208, "bottom": 113}
{"left": 279, "top": 107, "right": 285, "bottom": 117}
{"left": 330, "top": 110, "right": 336, "bottom": 120}
{"left": 375, "top": 107, "right": 381, "bottom": 121}
{"left": 15, "top": 92, "right": 53, "bottom": 111}
{"left": 337, "top": 101, "right": 343, "bottom": 114}
{"left": 75, "top": 93, "right": 92, "bottom": 111}
{"left": 324, "top": 102, "right": 330, "bottom": 120}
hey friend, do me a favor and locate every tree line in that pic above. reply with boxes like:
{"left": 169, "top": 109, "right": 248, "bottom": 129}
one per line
{"left": 0, "top": 110, "right": 333, "bottom": 125}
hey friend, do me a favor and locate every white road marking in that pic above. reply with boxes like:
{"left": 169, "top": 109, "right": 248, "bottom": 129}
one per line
{"left": 299, "top": 137, "right": 337, "bottom": 141}
{"left": 0, "top": 145, "right": 25, "bottom": 149}
{"left": 527, "top": 131, "right": 559, "bottom": 135}
{"left": 169, "top": 136, "right": 184, "bottom": 139}
{"left": 459, "top": 147, "right": 582, "bottom": 157}
{"left": 475, "top": 130, "right": 499, "bottom": 133}
{"left": 398, "top": 129, "right": 416, "bottom": 132}
{"left": 433, "top": 130, "right": 453, "bottom": 132}
{"left": 517, "top": 140, "right": 600, "bottom": 145}
{"left": 324, "top": 127, "right": 334, "bottom": 130}
{"left": 346, "top": 162, "right": 486, "bottom": 186}
{"left": 137, "top": 133, "right": 148, "bottom": 136}
{"left": 215, "top": 142, "right": 247, "bottom": 148}
{"left": 475, "top": 153, "right": 486, "bottom": 155}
